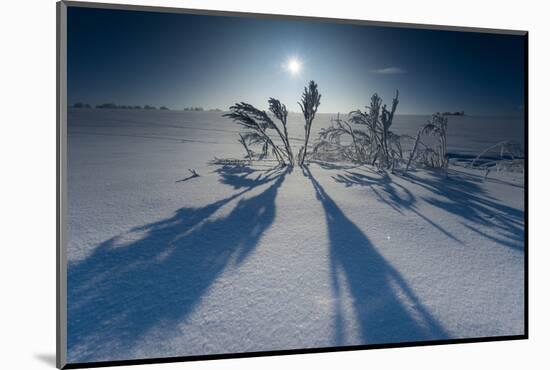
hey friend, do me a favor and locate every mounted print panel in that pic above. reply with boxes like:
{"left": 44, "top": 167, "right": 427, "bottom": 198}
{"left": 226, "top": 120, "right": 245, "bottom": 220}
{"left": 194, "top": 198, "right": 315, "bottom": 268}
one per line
{"left": 57, "top": 1, "right": 527, "bottom": 368}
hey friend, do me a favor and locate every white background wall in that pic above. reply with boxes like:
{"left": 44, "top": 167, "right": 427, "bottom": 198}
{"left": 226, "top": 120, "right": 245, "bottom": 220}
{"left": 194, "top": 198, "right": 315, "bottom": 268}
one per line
{"left": 1, "top": 0, "right": 547, "bottom": 369}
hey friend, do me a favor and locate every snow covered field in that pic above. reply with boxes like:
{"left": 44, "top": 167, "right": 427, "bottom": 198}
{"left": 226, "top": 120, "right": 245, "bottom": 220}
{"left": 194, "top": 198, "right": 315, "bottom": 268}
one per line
{"left": 67, "top": 109, "right": 525, "bottom": 363}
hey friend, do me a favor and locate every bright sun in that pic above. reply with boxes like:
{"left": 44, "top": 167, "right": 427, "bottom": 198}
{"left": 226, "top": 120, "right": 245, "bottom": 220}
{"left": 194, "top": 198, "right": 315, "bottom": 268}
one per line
{"left": 287, "top": 58, "right": 302, "bottom": 75}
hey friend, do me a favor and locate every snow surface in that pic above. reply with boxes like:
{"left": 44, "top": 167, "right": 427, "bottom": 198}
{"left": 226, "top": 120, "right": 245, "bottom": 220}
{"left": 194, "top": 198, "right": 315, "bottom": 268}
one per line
{"left": 67, "top": 109, "right": 525, "bottom": 363}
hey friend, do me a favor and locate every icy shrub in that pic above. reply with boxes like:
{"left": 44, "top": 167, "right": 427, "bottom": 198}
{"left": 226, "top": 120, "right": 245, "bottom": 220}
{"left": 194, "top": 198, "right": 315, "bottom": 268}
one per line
{"left": 406, "top": 113, "right": 448, "bottom": 172}
{"left": 237, "top": 133, "right": 253, "bottom": 161}
{"left": 468, "top": 140, "right": 524, "bottom": 176}
{"left": 269, "top": 98, "right": 294, "bottom": 164}
{"left": 312, "top": 113, "right": 368, "bottom": 163}
{"left": 312, "top": 91, "right": 402, "bottom": 170}
{"left": 298, "top": 81, "right": 322, "bottom": 166}
{"left": 224, "top": 81, "right": 320, "bottom": 167}
{"left": 469, "top": 140, "right": 523, "bottom": 168}
{"left": 348, "top": 91, "right": 401, "bottom": 168}
{"left": 223, "top": 102, "right": 291, "bottom": 166}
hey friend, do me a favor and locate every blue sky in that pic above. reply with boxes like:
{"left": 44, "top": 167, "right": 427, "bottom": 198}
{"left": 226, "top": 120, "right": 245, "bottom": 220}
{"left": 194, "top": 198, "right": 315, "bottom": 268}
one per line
{"left": 68, "top": 7, "right": 526, "bottom": 115}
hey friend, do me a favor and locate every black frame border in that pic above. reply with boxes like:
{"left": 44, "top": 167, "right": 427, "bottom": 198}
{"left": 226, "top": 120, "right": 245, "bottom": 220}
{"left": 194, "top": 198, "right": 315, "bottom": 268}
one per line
{"left": 56, "top": 1, "right": 529, "bottom": 369}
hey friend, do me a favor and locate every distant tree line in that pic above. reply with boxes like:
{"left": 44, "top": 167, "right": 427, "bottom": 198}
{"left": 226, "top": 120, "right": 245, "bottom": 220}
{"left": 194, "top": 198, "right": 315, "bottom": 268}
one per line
{"left": 71, "top": 102, "right": 169, "bottom": 110}
{"left": 71, "top": 102, "right": 226, "bottom": 112}
{"left": 440, "top": 111, "right": 465, "bottom": 116}
{"left": 72, "top": 102, "right": 92, "bottom": 108}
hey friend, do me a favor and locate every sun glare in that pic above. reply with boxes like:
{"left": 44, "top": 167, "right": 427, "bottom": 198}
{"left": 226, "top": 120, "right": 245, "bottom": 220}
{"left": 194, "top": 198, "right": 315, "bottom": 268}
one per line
{"left": 287, "top": 58, "right": 302, "bottom": 75}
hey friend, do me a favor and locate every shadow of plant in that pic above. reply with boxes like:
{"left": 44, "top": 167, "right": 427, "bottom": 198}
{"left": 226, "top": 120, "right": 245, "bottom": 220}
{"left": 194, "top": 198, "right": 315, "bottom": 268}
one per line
{"left": 402, "top": 170, "right": 524, "bottom": 251}
{"left": 67, "top": 165, "right": 289, "bottom": 362}
{"left": 333, "top": 169, "right": 461, "bottom": 243}
{"left": 303, "top": 166, "right": 448, "bottom": 344}
{"left": 332, "top": 167, "right": 523, "bottom": 251}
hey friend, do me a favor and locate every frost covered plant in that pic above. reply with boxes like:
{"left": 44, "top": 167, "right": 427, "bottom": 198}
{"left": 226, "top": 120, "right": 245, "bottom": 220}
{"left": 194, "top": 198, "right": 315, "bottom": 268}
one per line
{"left": 347, "top": 91, "right": 401, "bottom": 168}
{"left": 406, "top": 113, "right": 448, "bottom": 172}
{"left": 469, "top": 140, "right": 523, "bottom": 168}
{"left": 468, "top": 140, "right": 524, "bottom": 177}
{"left": 298, "top": 81, "right": 322, "bottom": 166}
{"left": 313, "top": 90, "right": 401, "bottom": 169}
{"left": 237, "top": 133, "right": 253, "bottom": 161}
{"left": 312, "top": 113, "right": 368, "bottom": 162}
{"left": 379, "top": 91, "right": 401, "bottom": 169}
{"left": 268, "top": 98, "right": 294, "bottom": 164}
{"left": 223, "top": 101, "right": 290, "bottom": 166}
{"left": 225, "top": 81, "right": 320, "bottom": 167}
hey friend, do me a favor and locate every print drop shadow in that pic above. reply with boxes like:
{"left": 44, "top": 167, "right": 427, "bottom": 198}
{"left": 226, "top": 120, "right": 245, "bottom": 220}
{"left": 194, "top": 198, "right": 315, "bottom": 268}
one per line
{"left": 303, "top": 166, "right": 449, "bottom": 344}
{"left": 332, "top": 167, "right": 524, "bottom": 251}
{"left": 67, "top": 165, "right": 289, "bottom": 362}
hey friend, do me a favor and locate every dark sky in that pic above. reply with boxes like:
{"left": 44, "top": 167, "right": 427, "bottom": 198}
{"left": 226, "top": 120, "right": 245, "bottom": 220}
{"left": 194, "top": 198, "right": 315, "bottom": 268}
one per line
{"left": 67, "top": 6, "right": 526, "bottom": 115}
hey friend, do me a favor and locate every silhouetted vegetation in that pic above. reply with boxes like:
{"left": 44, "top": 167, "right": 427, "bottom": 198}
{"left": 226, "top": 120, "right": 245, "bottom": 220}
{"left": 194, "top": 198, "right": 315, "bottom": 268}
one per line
{"left": 406, "top": 113, "right": 449, "bottom": 172}
{"left": 224, "top": 81, "right": 320, "bottom": 167}
{"left": 269, "top": 97, "right": 294, "bottom": 164}
{"left": 311, "top": 92, "right": 452, "bottom": 173}
{"left": 238, "top": 133, "right": 253, "bottom": 161}
{"left": 223, "top": 102, "right": 289, "bottom": 166}
{"left": 184, "top": 106, "right": 204, "bottom": 111}
{"left": 298, "top": 81, "right": 322, "bottom": 166}
{"left": 313, "top": 91, "right": 401, "bottom": 170}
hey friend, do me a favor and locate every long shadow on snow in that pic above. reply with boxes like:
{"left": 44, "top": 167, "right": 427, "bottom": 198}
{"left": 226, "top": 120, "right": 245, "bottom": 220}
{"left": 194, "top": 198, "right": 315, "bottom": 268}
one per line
{"left": 304, "top": 167, "right": 448, "bottom": 345}
{"left": 333, "top": 168, "right": 524, "bottom": 251}
{"left": 400, "top": 170, "right": 524, "bottom": 252}
{"left": 67, "top": 165, "right": 289, "bottom": 362}
{"left": 333, "top": 169, "right": 460, "bottom": 243}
